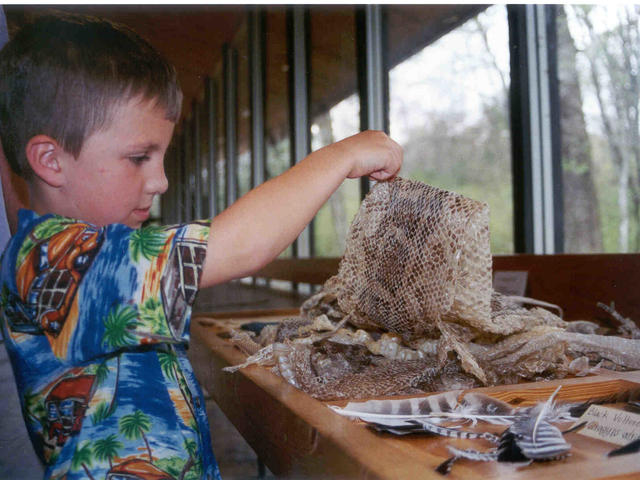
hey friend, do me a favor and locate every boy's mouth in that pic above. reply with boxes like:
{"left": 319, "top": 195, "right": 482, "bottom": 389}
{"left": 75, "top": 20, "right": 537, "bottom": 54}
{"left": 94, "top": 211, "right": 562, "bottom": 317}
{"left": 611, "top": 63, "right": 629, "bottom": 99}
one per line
{"left": 133, "top": 207, "right": 150, "bottom": 221}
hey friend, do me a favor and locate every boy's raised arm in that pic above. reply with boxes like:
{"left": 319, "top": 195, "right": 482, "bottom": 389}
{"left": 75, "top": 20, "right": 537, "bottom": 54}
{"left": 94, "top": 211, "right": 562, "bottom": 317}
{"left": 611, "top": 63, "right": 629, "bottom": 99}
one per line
{"left": 200, "top": 130, "right": 402, "bottom": 288}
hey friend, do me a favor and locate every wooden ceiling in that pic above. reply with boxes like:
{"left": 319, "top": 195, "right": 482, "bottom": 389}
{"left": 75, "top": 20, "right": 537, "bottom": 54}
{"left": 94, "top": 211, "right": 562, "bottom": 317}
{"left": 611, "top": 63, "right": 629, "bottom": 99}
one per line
{"left": 4, "top": 4, "right": 245, "bottom": 121}
{"left": 4, "top": 4, "right": 486, "bottom": 134}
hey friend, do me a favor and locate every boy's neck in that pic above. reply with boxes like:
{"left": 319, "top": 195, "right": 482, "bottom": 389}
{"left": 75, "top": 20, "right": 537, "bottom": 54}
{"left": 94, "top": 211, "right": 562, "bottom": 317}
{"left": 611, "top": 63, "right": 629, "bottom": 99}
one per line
{"left": 28, "top": 181, "right": 67, "bottom": 218}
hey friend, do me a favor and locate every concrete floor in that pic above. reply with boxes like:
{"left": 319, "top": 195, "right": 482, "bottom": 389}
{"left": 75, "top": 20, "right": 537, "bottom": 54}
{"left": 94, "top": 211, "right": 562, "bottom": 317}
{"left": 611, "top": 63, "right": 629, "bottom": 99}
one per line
{"left": 206, "top": 398, "right": 276, "bottom": 480}
{"left": 0, "top": 341, "right": 274, "bottom": 480}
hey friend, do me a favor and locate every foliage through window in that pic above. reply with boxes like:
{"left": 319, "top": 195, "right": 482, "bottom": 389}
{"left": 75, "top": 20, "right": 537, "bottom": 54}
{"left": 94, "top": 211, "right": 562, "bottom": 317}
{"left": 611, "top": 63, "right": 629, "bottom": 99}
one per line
{"left": 389, "top": 5, "right": 513, "bottom": 254}
{"left": 559, "top": 5, "right": 640, "bottom": 253}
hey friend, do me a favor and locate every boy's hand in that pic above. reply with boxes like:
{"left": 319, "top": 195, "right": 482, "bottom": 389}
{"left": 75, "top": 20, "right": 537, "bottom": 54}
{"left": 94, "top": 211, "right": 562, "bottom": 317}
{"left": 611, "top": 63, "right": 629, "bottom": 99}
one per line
{"left": 333, "top": 130, "right": 403, "bottom": 181}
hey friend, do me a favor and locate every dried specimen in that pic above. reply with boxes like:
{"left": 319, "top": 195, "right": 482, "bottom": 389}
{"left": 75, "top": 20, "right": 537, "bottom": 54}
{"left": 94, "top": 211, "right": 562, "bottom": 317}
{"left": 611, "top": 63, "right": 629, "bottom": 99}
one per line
{"left": 224, "top": 178, "right": 640, "bottom": 400}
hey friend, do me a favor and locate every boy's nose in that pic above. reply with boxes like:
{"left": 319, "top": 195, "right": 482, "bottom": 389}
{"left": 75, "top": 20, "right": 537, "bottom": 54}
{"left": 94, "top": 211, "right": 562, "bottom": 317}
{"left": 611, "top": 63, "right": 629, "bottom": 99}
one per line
{"left": 146, "top": 161, "right": 169, "bottom": 195}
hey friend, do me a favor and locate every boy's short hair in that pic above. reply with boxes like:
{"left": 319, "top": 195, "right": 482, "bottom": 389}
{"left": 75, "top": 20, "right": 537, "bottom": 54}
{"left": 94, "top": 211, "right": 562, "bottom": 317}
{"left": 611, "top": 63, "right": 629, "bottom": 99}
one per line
{"left": 0, "top": 12, "right": 183, "bottom": 178}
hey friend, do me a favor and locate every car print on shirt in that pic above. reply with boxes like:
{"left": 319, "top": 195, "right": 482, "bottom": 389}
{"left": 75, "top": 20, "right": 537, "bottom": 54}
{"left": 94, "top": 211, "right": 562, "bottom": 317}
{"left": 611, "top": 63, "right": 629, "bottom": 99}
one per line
{"left": 44, "top": 373, "right": 97, "bottom": 454}
{"left": 160, "top": 232, "right": 207, "bottom": 340}
{"left": 6, "top": 222, "right": 104, "bottom": 336}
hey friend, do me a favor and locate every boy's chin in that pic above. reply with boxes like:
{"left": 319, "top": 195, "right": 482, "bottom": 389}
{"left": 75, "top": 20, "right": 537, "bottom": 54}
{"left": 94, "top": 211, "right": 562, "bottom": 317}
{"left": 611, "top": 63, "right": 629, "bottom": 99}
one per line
{"left": 127, "top": 220, "right": 144, "bottom": 229}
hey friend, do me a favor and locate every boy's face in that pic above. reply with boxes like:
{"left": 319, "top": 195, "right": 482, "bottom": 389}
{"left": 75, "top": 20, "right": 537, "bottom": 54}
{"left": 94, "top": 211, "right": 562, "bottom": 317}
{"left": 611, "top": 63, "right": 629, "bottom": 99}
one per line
{"left": 59, "top": 97, "right": 175, "bottom": 229}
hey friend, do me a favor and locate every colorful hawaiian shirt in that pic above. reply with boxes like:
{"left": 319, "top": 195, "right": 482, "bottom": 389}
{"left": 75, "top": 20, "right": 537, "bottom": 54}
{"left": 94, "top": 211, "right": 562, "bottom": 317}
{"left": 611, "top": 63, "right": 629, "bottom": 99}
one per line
{"left": 0, "top": 209, "right": 221, "bottom": 480}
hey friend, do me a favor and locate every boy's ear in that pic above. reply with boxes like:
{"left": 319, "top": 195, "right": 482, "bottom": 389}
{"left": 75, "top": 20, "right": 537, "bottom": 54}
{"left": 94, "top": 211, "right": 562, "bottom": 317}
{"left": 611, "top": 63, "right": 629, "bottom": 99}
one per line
{"left": 25, "top": 135, "right": 66, "bottom": 187}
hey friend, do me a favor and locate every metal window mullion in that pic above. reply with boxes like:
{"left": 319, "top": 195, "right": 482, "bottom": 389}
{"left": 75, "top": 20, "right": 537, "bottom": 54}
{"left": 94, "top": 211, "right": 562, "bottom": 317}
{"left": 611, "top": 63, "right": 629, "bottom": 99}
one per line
{"left": 357, "top": 5, "right": 389, "bottom": 199}
{"left": 528, "top": 4, "right": 557, "bottom": 254}
{"left": 206, "top": 77, "right": 218, "bottom": 218}
{"left": 536, "top": 6, "right": 556, "bottom": 253}
{"left": 546, "top": 6, "right": 564, "bottom": 251}
{"left": 224, "top": 43, "right": 238, "bottom": 209}
{"left": 508, "top": 5, "right": 562, "bottom": 254}
{"left": 362, "top": 5, "right": 387, "bottom": 132}
{"left": 288, "top": 7, "right": 312, "bottom": 260}
{"left": 526, "top": 5, "right": 544, "bottom": 254}
{"left": 193, "top": 100, "right": 202, "bottom": 219}
{"left": 250, "top": 8, "right": 266, "bottom": 189}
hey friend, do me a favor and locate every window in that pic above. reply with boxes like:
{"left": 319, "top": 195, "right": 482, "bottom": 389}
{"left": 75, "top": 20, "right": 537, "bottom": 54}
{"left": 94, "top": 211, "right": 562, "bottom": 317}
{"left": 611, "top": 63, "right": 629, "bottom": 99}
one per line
{"left": 558, "top": 5, "right": 640, "bottom": 253}
{"left": 310, "top": 7, "right": 361, "bottom": 257}
{"left": 388, "top": 5, "right": 513, "bottom": 253}
{"left": 265, "top": 8, "right": 293, "bottom": 260}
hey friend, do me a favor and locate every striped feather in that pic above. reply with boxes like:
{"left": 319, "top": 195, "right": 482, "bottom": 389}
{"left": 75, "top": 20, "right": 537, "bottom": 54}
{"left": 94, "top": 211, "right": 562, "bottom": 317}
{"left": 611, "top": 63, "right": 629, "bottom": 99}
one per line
{"left": 446, "top": 445, "right": 499, "bottom": 462}
{"left": 330, "top": 390, "right": 517, "bottom": 426}
{"left": 501, "top": 415, "right": 571, "bottom": 461}
{"left": 368, "top": 418, "right": 500, "bottom": 443}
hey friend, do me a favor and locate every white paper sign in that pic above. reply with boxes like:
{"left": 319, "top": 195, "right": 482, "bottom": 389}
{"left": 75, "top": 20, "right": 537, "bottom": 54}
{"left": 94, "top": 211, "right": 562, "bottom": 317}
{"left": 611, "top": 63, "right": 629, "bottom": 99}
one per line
{"left": 574, "top": 404, "right": 640, "bottom": 445}
{"left": 492, "top": 270, "right": 528, "bottom": 297}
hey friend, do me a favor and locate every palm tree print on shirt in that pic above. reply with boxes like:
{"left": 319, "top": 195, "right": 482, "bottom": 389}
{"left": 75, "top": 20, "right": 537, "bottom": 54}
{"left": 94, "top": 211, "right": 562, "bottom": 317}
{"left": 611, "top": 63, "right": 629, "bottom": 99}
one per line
{"left": 130, "top": 226, "right": 168, "bottom": 262}
{"left": 119, "top": 410, "right": 153, "bottom": 462}
{"left": 71, "top": 440, "right": 96, "bottom": 480}
{"left": 93, "top": 434, "right": 123, "bottom": 470}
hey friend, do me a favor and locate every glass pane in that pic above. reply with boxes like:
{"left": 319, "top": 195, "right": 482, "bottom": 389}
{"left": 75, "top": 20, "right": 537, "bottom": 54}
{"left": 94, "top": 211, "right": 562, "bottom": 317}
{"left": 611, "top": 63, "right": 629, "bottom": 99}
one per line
{"left": 265, "top": 7, "right": 291, "bottom": 181}
{"left": 215, "top": 72, "right": 226, "bottom": 214}
{"left": 310, "top": 6, "right": 360, "bottom": 257}
{"left": 197, "top": 94, "right": 209, "bottom": 219}
{"left": 559, "top": 5, "right": 640, "bottom": 253}
{"left": 388, "top": 5, "right": 513, "bottom": 253}
{"left": 233, "top": 20, "right": 252, "bottom": 198}
{"left": 265, "top": 7, "right": 292, "bottom": 258}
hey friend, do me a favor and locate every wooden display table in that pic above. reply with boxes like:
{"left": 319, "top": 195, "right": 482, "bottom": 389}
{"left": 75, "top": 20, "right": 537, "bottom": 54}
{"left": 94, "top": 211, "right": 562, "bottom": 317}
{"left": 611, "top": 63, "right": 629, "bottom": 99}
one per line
{"left": 189, "top": 314, "right": 640, "bottom": 480}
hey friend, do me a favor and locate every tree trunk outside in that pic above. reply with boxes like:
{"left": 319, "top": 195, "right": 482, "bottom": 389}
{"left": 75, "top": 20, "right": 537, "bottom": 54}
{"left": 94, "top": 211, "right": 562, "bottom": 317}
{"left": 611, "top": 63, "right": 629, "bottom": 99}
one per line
{"left": 557, "top": 6, "right": 603, "bottom": 252}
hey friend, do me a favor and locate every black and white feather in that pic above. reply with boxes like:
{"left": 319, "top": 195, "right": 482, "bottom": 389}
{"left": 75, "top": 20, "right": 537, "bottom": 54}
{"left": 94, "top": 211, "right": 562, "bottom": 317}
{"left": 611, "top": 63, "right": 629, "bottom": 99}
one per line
{"left": 330, "top": 390, "right": 518, "bottom": 427}
{"left": 435, "top": 386, "right": 572, "bottom": 475}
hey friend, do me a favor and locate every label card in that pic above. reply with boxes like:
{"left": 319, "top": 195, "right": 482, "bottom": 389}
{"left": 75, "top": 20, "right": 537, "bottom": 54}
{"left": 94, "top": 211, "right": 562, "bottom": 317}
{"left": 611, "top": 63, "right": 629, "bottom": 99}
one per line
{"left": 492, "top": 270, "right": 528, "bottom": 297}
{"left": 573, "top": 404, "right": 640, "bottom": 445}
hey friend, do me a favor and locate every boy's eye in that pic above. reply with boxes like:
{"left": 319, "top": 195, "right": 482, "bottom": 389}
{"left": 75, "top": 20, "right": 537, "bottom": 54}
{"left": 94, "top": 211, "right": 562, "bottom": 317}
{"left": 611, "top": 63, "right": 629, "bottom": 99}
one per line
{"left": 128, "top": 155, "right": 150, "bottom": 165}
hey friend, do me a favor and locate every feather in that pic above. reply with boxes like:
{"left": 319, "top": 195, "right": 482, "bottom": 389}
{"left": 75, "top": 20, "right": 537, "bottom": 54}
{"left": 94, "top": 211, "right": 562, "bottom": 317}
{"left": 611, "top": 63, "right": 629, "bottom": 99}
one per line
{"left": 625, "top": 400, "right": 640, "bottom": 414}
{"left": 367, "top": 418, "right": 500, "bottom": 443}
{"left": 432, "top": 387, "right": 573, "bottom": 475}
{"left": 330, "top": 390, "right": 517, "bottom": 426}
{"left": 447, "top": 445, "right": 499, "bottom": 462}
{"left": 508, "top": 421, "right": 571, "bottom": 460}
{"left": 435, "top": 446, "right": 503, "bottom": 476}
{"left": 532, "top": 385, "right": 562, "bottom": 443}
{"left": 562, "top": 421, "right": 586, "bottom": 434}
{"left": 499, "top": 387, "right": 571, "bottom": 462}
{"left": 567, "top": 385, "right": 640, "bottom": 417}
{"left": 607, "top": 438, "right": 640, "bottom": 457}
{"left": 435, "top": 455, "right": 458, "bottom": 476}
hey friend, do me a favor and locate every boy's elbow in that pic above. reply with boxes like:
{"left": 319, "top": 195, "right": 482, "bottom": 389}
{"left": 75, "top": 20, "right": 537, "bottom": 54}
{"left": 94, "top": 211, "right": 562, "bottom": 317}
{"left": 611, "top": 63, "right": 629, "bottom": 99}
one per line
{"left": 199, "top": 245, "right": 275, "bottom": 288}
{"left": 239, "top": 247, "right": 277, "bottom": 279}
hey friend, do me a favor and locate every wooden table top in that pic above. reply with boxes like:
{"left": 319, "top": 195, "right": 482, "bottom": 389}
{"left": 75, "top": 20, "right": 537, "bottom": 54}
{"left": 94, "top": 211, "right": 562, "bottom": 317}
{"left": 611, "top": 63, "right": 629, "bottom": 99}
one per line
{"left": 189, "top": 314, "right": 640, "bottom": 480}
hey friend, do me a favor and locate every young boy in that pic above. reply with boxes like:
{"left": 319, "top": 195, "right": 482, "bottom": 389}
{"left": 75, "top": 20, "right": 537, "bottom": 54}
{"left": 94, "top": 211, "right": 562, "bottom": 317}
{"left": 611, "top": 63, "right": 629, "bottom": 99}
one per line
{"left": 0, "top": 13, "right": 401, "bottom": 480}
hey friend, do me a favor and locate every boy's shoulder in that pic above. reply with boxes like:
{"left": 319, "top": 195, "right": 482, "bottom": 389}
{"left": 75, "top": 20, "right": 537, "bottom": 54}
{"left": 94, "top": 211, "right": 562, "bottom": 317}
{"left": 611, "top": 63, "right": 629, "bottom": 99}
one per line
{"left": 1, "top": 210, "right": 210, "bottom": 339}
{"left": 7, "top": 211, "right": 210, "bottom": 270}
